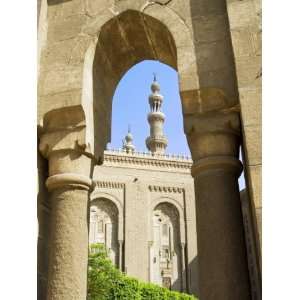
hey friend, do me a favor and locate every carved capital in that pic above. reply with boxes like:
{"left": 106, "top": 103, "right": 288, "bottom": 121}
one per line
{"left": 38, "top": 106, "right": 98, "bottom": 161}
{"left": 39, "top": 127, "right": 91, "bottom": 159}
{"left": 184, "top": 103, "right": 241, "bottom": 163}
{"left": 182, "top": 88, "right": 242, "bottom": 177}
{"left": 46, "top": 173, "right": 94, "bottom": 192}
{"left": 184, "top": 107, "right": 241, "bottom": 137}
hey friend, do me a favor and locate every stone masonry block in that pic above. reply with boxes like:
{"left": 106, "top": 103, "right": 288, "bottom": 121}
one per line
{"left": 38, "top": 66, "right": 83, "bottom": 96}
{"left": 248, "top": 164, "right": 261, "bottom": 209}
{"left": 85, "top": 0, "right": 113, "bottom": 16}
{"left": 195, "top": 38, "right": 234, "bottom": 73}
{"left": 235, "top": 55, "right": 261, "bottom": 88}
{"left": 239, "top": 87, "right": 261, "bottom": 127}
{"left": 167, "top": 0, "right": 192, "bottom": 29}
{"left": 192, "top": 14, "right": 229, "bottom": 44}
{"left": 231, "top": 27, "right": 255, "bottom": 58}
{"left": 47, "top": 14, "right": 87, "bottom": 43}
{"left": 38, "top": 89, "right": 82, "bottom": 124}
{"left": 230, "top": 25, "right": 261, "bottom": 58}
{"left": 40, "top": 36, "right": 91, "bottom": 72}
{"left": 189, "top": 0, "right": 226, "bottom": 18}
{"left": 47, "top": 0, "right": 85, "bottom": 20}
{"left": 243, "top": 125, "right": 261, "bottom": 166}
{"left": 227, "top": 0, "right": 257, "bottom": 29}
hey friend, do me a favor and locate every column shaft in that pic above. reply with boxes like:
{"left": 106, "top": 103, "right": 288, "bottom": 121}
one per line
{"left": 44, "top": 151, "right": 94, "bottom": 300}
{"left": 181, "top": 243, "right": 187, "bottom": 292}
{"left": 193, "top": 159, "right": 251, "bottom": 300}
{"left": 184, "top": 103, "right": 252, "bottom": 299}
{"left": 118, "top": 240, "right": 123, "bottom": 271}
{"left": 47, "top": 187, "right": 90, "bottom": 300}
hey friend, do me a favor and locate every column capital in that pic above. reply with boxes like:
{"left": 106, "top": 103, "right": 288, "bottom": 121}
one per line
{"left": 184, "top": 106, "right": 241, "bottom": 139}
{"left": 46, "top": 173, "right": 94, "bottom": 192}
{"left": 191, "top": 156, "right": 243, "bottom": 178}
{"left": 38, "top": 106, "right": 101, "bottom": 163}
{"left": 183, "top": 92, "right": 242, "bottom": 176}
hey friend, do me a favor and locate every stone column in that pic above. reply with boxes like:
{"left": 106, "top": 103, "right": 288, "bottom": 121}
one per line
{"left": 184, "top": 95, "right": 251, "bottom": 300}
{"left": 118, "top": 240, "right": 124, "bottom": 271}
{"left": 148, "top": 241, "right": 153, "bottom": 282}
{"left": 180, "top": 242, "right": 187, "bottom": 292}
{"left": 46, "top": 151, "right": 94, "bottom": 300}
{"left": 39, "top": 108, "right": 96, "bottom": 300}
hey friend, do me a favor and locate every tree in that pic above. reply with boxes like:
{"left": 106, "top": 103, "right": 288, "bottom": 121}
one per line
{"left": 87, "top": 244, "right": 198, "bottom": 300}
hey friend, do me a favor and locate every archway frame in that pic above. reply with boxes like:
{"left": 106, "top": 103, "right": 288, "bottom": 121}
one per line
{"left": 39, "top": 3, "right": 200, "bottom": 162}
{"left": 149, "top": 198, "right": 186, "bottom": 291}
{"left": 90, "top": 191, "right": 124, "bottom": 241}
{"left": 83, "top": 5, "right": 199, "bottom": 160}
{"left": 149, "top": 197, "right": 186, "bottom": 245}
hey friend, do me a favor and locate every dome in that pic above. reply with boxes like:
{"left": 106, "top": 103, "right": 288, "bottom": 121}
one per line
{"left": 125, "top": 132, "right": 133, "bottom": 142}
{"left": 151, "top": 80, "right": 160, "bottom": 93}
{"left": 122, "top": 126, "right": 135, "bottom": 153}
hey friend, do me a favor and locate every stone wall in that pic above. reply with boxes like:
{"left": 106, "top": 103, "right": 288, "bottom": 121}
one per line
{"left": 226, "top": 0, "right": 262, "bottom": 264}
{"left": 240, "top": 189, "right": 262, "bottom": 300}
{"left": 91, "top": 151, "right": 200, "bottom": 297}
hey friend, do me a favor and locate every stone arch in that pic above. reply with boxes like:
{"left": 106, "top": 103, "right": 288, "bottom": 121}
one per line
{"left": 150, "top": 196, "right": 185, "bottom": 243}
{"left": 90, "top": 191, "right": 124, "bottom": 241}
{"left": 81, "top": 7, "right": 199, "bottom": 159}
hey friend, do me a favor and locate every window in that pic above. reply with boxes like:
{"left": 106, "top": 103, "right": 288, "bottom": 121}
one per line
{"left": 98, "top": 220, "right": 104, "bottom": 233}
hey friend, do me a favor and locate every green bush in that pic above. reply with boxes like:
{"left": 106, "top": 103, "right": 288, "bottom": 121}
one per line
{"left": 87, "top": 244, "right": 198, "bottom": 300}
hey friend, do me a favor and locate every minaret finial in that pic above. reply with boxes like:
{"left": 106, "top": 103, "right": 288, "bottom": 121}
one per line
{"left": 153, "top": 72, "right": 157, "bottom": 82}
{"left": 146, "top": 76, "right": 168, "bottom": 155}
{"left": 122, "top": 126, "right": 135, "bottom": 153}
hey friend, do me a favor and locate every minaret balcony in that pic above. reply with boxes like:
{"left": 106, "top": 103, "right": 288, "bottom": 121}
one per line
{"left": 147, "top": 111, "right": 165, "bottom": 122}
{"left": 146, "top": 136, "right": 168, "bottom": 149}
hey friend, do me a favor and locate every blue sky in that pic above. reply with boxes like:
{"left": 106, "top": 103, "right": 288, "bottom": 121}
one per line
{"left": 109, "top": 60, "right": 190, "bottom": 156}
{"left": 108, "top": 60, "right": 245, "bottom": 189}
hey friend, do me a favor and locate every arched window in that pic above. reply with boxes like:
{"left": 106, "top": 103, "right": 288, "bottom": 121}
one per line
{"left": 89, "top": 198, "right": 119, "bottom": 266}
{"left": 150, "top": 202, "right": 182, "bottom": 291}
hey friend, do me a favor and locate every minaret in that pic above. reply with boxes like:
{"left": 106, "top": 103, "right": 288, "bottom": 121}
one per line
{"left": 122, "top": 125, "right": 135, "bottom": 153}
{"left": 146, "top": 75, "right": 168, "bottom": 154}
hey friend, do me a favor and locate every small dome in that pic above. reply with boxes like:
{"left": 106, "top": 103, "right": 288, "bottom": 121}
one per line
{"left": 125, "top": 132, "right": 133, "bottom": 142}
{"left": 122, "top": 126, "right": 135, "bottom": 153}
{"left": 151, "top": 80, "right": 160, "bottom": 93}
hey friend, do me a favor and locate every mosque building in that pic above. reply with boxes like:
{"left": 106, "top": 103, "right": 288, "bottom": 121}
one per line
{"left": 89, "top": 77, "right": 200, "bottom": 296}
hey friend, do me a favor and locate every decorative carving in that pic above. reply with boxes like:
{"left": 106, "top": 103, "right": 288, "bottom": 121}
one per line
{"left": 94, "top": 181, "right": 125, "bottom": 189}
{"left": 38, "top": 106, "right": 95, "bottom": 159}
{"left": 149, "top": 185, "right": 183, "bottom": 193}
{"left": 103, "top": 150, "right": 192, "bottom": 171}
{"left": 150, "top": 203, "right": 182, "bottom": 290}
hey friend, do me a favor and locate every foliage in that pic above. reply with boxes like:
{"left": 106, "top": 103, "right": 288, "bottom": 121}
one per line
{"left": 87, "top": 244, "right": 198, "bottom": 300}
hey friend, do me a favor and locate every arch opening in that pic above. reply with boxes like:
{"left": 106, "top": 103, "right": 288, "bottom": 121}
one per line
{"left": 150, "top": 202, "right": 183, "bottom": 291}
{"left": 89, "top": 198, "right": 119, "bottom": 267}
{"left": 92, "top": 10, "right": 179, "bottom": 154}
{"left": 109, "top": 60, "right": 191, "bottom": 155}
